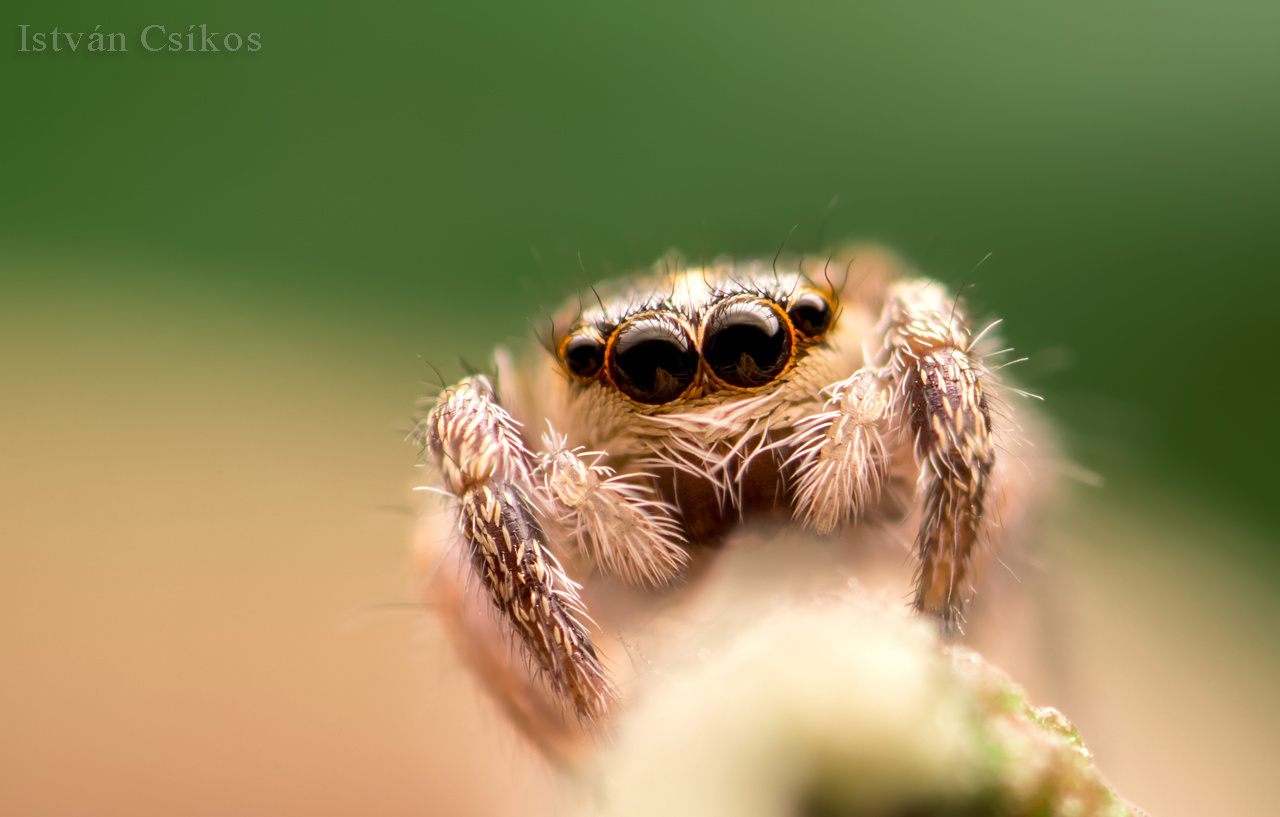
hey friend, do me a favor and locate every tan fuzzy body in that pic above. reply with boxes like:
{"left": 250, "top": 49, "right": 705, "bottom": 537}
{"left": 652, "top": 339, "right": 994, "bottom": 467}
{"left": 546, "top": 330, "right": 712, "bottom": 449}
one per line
{"left": 413, "top": 246, "right": 1055, "bottom": 761}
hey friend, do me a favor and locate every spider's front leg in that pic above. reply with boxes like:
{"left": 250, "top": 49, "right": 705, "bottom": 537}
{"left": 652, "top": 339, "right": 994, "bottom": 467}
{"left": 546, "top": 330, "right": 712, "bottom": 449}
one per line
{"left": 419, "top": 376, "right": 613, "bottom": 722}
{"left": 883, "top": 280, "right": 996, "bottom": 632}
{"left": 785, "top": 277, "right": 997, "bottom": 633}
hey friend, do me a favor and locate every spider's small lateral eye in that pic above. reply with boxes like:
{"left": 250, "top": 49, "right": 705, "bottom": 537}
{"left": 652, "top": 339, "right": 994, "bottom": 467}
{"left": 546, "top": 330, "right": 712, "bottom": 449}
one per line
{"left": 608, "top": 315, "right": 698, "bottom": 405}
{"left": 562, "top": 333, "right": 605, "bottom": 379}
{"left": 703, "top": 298, "right": 793, "bottom": 388}
{"left": 788, "top": 290, "right": 833, "bottom": 340}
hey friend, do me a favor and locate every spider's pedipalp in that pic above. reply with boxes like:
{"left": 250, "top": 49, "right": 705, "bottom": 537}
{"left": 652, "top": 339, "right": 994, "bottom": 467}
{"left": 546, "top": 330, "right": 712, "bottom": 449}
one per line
{"left": 539, "top": 437, "right": 689, "bottom": 587}
{"left": 783, "top": 368, "right": 892, "bottom": 534}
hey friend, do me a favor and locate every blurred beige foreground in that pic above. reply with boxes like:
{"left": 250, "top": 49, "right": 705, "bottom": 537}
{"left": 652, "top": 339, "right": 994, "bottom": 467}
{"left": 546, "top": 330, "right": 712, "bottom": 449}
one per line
{"left": 588, "top": 593, "right": 1137, "bottom": 817}
{"left": 428, "top": 484, "right": 1280, "bottom": 817}
{"left": 3, "top": 262, "right": 1278, "bottom": 815}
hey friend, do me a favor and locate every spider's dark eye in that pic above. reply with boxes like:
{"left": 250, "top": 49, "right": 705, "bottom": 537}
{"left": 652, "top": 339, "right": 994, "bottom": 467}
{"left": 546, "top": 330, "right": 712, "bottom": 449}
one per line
{"left": 703, "top": 298, "right": 793, "bottom": 388}
{"left": 788, "top": 291, "right": 833, "bottom": 339}
{"left": 562, "top": 332, "right": 605, "bottom": 379}
{"left": 608, "top": 315, "right": 698, "bottom": 405}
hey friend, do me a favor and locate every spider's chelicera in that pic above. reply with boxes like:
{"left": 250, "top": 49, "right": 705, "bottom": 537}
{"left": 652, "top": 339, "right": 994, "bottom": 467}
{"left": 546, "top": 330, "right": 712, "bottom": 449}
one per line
{"left": 412, "top": 247, "right": 1034, "bottom": 757}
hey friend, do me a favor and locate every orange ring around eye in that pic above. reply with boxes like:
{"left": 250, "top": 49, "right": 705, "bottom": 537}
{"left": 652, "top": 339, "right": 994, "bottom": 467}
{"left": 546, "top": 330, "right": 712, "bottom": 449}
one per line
{"left": 786, "top": 286, "right": 836, "bottom": 342}
{"left": 559, "top": 329, "right": 607, "bottom": 380}
{"left": 604, "top": 312, "right": 700, "bottom": 405}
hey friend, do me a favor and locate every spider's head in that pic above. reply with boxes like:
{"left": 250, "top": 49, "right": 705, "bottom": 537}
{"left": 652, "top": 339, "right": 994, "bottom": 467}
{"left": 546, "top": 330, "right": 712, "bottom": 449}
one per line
{"left": 553, "top": 261, "right": 836, "bottom": 412}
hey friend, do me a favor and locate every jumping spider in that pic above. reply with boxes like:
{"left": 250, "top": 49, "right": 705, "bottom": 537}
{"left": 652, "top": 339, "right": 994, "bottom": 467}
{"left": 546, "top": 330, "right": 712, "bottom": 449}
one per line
{"left": 412, "top": 246, "right": 1043, "bottom": 760}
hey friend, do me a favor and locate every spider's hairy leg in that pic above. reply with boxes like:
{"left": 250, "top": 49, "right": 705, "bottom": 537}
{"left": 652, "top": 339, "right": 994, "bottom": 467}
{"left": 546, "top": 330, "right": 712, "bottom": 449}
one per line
{"left": 539, "top": 436, "right": 689, "bottom": 587}
{"left": 417, "top": 375, "right": 614, "bottom": 722}
{"left": 883, "top": 281, "right": 996, "bottom": 634}
{"left": 784, "top": 368, "right": 892, "bottom": 534}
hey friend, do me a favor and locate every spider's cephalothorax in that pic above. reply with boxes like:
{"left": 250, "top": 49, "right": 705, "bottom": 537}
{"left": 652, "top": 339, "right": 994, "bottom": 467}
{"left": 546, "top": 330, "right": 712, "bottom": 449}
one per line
{"left": 413, "top": 247, "right": 1031, "bottom": 759}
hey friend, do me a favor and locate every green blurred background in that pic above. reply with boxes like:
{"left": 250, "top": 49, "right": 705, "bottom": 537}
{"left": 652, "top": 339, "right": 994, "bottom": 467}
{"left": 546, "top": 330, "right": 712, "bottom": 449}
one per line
{"left": 6, "top": 0, "right": 1279, "bottom": 524}
{"left": 3, "top": 1, "right": 1278, "bottom": 815}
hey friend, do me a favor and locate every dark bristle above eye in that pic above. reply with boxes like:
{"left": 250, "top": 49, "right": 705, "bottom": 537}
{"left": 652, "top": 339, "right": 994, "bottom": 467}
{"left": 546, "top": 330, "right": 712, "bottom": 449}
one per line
{"left": 563, "top": 333, "right": 605, "bottom": 379}
{"left": 609, "top": 317, "right": 697, "bottom": 405}
{"left": 788, "top": 291, "right": 833, "bottom": 339}
{"left": 704, "top": 299, "right": 792, "bottom": 388}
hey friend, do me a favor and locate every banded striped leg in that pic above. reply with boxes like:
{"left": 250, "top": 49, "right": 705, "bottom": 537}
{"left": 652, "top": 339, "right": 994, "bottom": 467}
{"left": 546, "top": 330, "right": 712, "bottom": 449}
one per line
{"left": 422, "top": 376, "right": 613, "bottom": 722}
{"left": 884, "top": 281, "right": 996, "bottom": 633}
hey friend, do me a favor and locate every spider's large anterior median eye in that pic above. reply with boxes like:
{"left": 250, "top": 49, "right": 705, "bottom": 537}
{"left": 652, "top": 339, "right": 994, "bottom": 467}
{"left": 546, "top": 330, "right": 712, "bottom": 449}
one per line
{"left": 608, "top": 315, "right": 698, "bottom": 404}
{"left": 703, "top": 298, "right": 793, "bottom": 388}
{"left": 561, "top": 332, "right": 605, "bottom": 379}
{"left": 788, "top": 290, "right": 833, "bottom": 340}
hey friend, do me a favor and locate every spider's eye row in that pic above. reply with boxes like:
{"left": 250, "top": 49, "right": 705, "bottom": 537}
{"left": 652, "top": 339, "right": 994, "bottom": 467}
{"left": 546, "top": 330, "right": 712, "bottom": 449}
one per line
{"left": 787, "top": 290, "right": 833, "bottom": 339}
{"left": 572, "top": 289, "right": 833, "bottom": 404}
{"left": 703, "top": 299, "right": 793, "bottom": 388}
{"left": 608, "top": 315, "right": 698, "bottom": 405}
{"left": 562, "top": 333, "right": 606, "bottom": 379}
